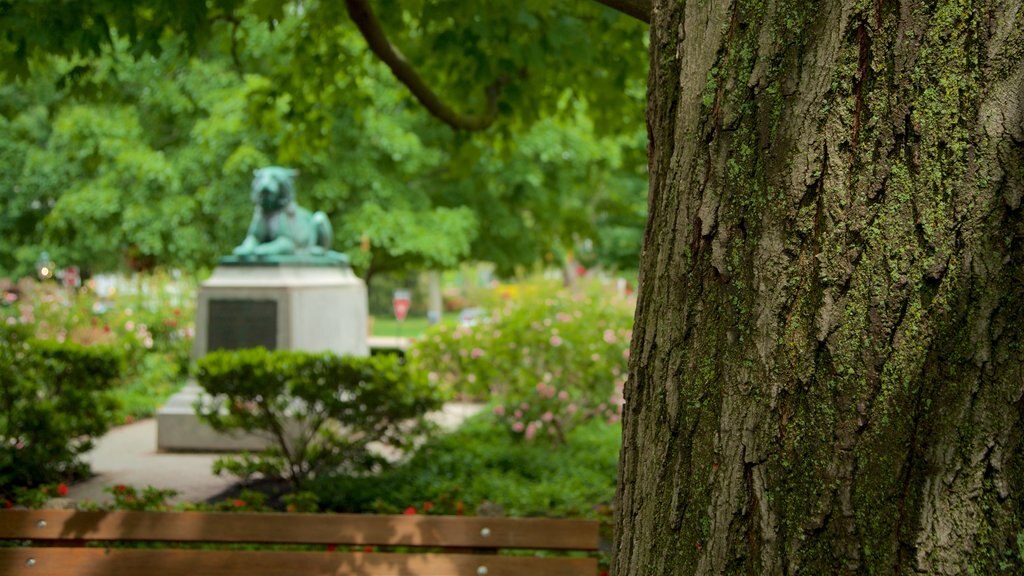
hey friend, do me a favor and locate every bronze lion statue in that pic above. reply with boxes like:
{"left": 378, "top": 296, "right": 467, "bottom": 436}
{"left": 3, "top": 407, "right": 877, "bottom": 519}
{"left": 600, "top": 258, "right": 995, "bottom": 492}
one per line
{"left": 232, "top": 167, "right": 334, "bottom": 258}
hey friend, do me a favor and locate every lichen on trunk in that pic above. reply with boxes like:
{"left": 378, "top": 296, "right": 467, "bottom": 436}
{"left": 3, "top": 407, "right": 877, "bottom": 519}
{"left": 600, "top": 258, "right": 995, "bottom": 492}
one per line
{"left": 614, "top": 0, "right": 1024, "bottom": 574}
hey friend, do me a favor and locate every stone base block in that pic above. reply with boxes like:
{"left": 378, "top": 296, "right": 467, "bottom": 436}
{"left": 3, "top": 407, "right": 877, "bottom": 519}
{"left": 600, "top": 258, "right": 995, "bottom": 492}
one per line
{"left": 157, "top": 383, "right": 272, "bottom": 452}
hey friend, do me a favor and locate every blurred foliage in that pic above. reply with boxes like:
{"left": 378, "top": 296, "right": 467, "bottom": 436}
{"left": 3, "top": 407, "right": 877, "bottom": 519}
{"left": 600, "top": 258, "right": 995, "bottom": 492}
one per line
{"left": 410, "top": 276, "right": 631, "bottom": 441}
{"left": 312, "top": 412, "right": 619, "bottom": 519}
{"left": 0, "top": 0, "right": 648, "bottom": 279}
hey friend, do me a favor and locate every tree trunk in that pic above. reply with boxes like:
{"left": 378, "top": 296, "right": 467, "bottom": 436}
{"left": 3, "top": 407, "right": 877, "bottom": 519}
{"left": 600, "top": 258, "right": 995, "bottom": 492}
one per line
{"left": 614, "top": 0, "right": 1024, "bottom": 574}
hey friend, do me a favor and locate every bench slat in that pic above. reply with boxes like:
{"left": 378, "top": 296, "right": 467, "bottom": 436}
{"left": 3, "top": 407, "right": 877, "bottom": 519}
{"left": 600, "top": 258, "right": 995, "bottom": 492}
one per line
{"left": 0, "top": 510, "right": 599, "bottom": 551}
{"left": 0, "top": 547, "right": 597, "bottom": 576}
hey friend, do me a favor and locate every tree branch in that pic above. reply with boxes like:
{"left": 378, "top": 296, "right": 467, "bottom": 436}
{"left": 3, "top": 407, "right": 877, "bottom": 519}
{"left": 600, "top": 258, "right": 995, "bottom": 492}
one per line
{"left": 591, "top": 0, "right": 651, "bottom": 24}
{"left": 344, "top": 0, "right": 503, "bottom": 131}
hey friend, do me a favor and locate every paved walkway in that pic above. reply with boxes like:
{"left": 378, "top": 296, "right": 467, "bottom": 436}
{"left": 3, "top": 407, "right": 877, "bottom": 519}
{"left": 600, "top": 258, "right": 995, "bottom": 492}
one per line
{"left": 68, "top": 403, "right": 483, "bottom": 505}
{"left": 67, "top": 419, "right": 234, "bottom": 504}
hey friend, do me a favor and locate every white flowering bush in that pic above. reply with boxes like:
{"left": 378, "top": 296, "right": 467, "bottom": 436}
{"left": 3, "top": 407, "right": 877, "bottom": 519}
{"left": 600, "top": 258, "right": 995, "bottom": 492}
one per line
{"left": 410, "top": 278, "right": 632, "bottom": 444}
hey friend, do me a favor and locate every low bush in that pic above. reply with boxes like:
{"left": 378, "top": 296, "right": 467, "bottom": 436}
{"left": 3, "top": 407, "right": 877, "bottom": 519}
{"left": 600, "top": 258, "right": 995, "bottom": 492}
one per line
{"left": 0, "top": 325, "right": 123, "bottom": 494}
{"left": 195, "top": 349, "right": 448, "bottom": 489}
{"left": 311, "top": 412, "right": 620, "bottom": 519}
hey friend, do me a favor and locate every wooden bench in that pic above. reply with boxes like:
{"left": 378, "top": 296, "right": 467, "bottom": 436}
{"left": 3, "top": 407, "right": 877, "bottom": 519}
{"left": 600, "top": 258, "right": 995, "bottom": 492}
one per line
{"left": 0, "top": 509, "right": 600, "bottom": 575}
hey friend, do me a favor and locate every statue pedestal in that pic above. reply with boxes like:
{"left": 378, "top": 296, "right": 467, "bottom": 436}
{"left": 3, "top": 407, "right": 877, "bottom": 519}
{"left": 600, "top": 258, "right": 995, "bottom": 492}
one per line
{"left": 191, "top": 265, "right": 368, "bottom": 359}
{"left": 157, "top": 264, "right": 368, "bottom": 452}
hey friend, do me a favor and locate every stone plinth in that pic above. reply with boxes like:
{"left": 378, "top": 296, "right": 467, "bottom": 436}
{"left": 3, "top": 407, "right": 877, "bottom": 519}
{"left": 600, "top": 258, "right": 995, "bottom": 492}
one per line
{"left": 157, "top": 264, "right": 368, "bottom": 452}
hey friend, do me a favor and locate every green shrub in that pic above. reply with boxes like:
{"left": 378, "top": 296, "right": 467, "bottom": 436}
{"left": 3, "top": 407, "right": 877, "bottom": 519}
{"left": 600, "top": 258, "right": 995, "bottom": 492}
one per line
{"left": 0, "top": 325, "right": 123, "bottom": 493}
{"left": 1, "top": 277, "right": 195, "bottom": 422}
{"left": 195, "top": 349, "right": 448, "bottom": 489}
{"left": 410, "top": 278, "right": 631, "bottom": 443}
{"left": 311, "top": 412, "right": 620, "bottom": 519}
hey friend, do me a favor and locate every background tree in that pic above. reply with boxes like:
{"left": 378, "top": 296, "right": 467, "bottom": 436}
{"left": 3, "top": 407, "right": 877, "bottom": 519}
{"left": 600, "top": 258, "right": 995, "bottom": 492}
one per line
{"left": 0, "top": 0, "right": 648, "bottom": 280}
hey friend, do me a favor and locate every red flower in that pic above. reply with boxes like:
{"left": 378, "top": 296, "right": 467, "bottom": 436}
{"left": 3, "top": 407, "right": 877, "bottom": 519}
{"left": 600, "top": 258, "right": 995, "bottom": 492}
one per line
{"left": 326, "top": 544, "right": 337, "bottom": 552}
{"left": 363, "top": 546, "right": 375, "bottom": 553}
{"left": 2, "top": 499, "right": 12, "bottom": 509}
{"left": 403, "top": 506, "right": 417, "bottom": 515}
{"left": 114, "top": 484, "right": 127, "bottom": 493}
{"left": 57, "top": 483, "right": 68, "bottom": 497}
{"left": 286, "top": 504, "right": 296, "bottom": 513}
{"left": 455, "top": 501, "right": 464, "bottom": 516}
{"left": 232, "top": 499, "right": 245, "bottom": 508}
{"left": 422, "top": 501, "right": 434, "bottom": 513}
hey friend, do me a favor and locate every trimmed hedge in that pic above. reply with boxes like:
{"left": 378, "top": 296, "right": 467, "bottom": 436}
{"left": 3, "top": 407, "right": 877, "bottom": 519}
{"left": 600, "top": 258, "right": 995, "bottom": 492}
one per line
{"left": 195, "top": 348, "right": 448, "bottom": 488}
{"left": 0, "top": 325, "right": 123, "bottom": 492}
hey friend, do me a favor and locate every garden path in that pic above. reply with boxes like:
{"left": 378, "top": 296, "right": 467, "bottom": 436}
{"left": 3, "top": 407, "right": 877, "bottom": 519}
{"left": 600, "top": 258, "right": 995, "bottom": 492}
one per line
{"left": 67, "top": 402, "right": 483, "bottom": 505}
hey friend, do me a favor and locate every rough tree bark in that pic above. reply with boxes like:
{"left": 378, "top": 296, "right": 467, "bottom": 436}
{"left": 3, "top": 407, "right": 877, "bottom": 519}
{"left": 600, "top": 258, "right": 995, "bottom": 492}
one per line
{"left": 615, "top": 0, "right": 1024, "bottom": 574}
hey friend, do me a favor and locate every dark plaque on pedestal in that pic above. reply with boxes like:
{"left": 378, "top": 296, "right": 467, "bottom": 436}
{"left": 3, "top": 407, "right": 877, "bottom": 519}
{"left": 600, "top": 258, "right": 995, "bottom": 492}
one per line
{"left": 207, "top": 299, "right": 278, "bottom": 352}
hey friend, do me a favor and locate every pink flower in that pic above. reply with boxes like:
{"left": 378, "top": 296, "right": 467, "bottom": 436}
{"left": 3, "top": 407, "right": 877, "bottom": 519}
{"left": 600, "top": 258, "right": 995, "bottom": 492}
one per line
{"left": 542, "top": 411, "right": 554, "bottom": 423}
{"left": 514, "top": 410, "right": 523, "bottom": 419}
{"left": 567, "top": 403, "right": 578, "bottom": 415}
{"left": 558, "top": 390, "right": 569, "bottom": 401}
{"left": 603, "top": 329, "right": 617, "bottom": 344}
{"left": 467, "top": 374, "right": 477, "bottom": 383}
{"left": 512, "top": 421, "right": 525, "bottom": 433}
{"left": 471, "top": 348, "right": 484, "bottom": 359}
{"left": 549, "top": 335, "right": 563, "bottom": 347}
{"left": 524, "top": 423, "right": 538, "bottom": 440}
{"left": 125, "top": 321, "right": 135, "bottom": 331}
{"left": 494, "top": 405, "right": 506, "bottom": 417}
{"left": 428, "top": 372, "right": 439, "bottom": 382}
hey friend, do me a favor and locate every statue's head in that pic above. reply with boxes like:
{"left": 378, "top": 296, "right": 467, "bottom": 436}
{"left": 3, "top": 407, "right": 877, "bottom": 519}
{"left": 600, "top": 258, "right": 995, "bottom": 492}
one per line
{"left": 251, "top": 167, "right": 298, "bottom": 212}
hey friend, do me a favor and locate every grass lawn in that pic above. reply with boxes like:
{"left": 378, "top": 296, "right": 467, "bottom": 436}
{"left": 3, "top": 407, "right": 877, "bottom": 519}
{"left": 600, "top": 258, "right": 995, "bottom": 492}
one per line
{"left": 371, "top": 315, "right": 456, "bottom": 338}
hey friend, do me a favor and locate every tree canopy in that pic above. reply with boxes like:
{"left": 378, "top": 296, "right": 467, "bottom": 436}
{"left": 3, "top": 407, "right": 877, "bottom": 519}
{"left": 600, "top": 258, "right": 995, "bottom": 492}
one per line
{"left": 0, "top": 0, "right": 649, "bottom": 279}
